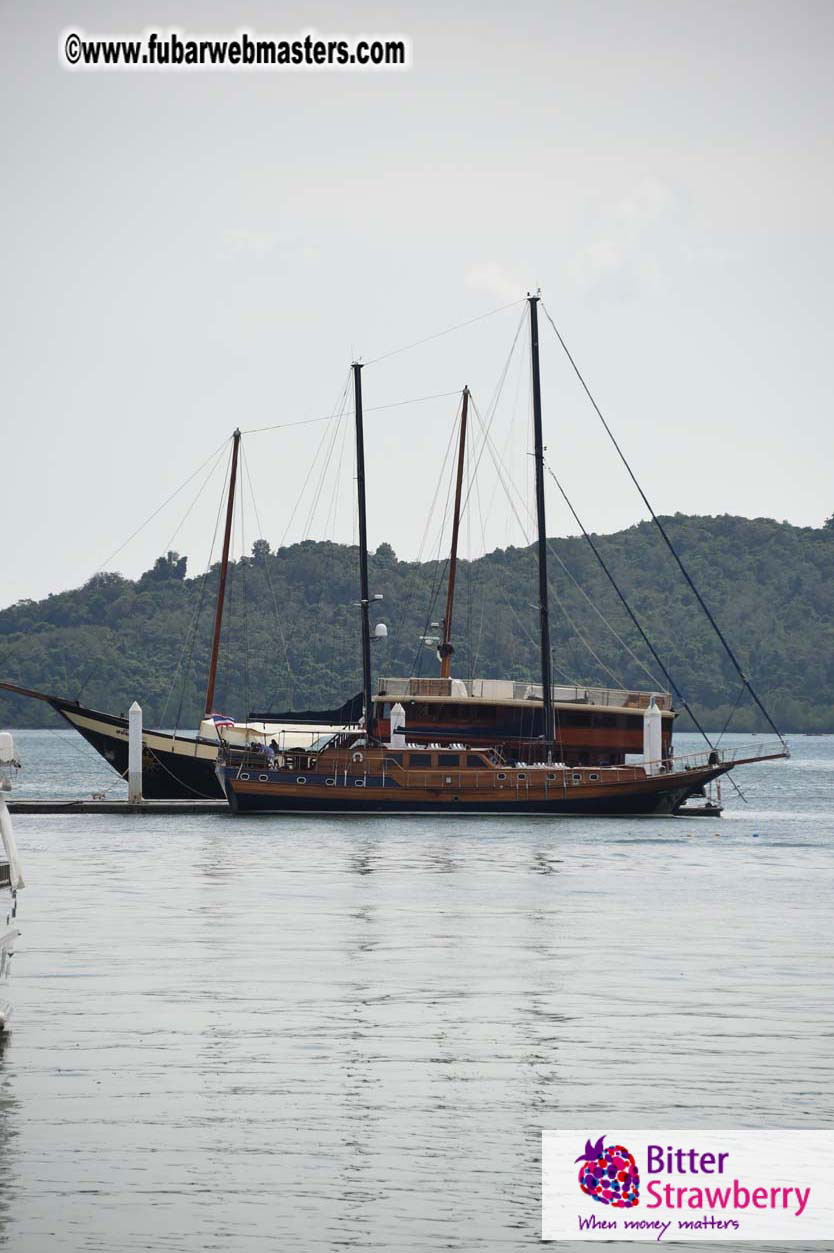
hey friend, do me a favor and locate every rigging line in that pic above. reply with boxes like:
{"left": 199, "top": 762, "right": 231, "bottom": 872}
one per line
{"left": 165, "top": 447, "right": 232, "bottom": 732}
{"left": 540, "top": 299, "right": 785, "bottom": 746}
{"left": 303, "top": 386, "right": 351, "bottom": 540}
{"left": 242, "top": 389, "right": 463, "bottom": 435}
{"left": 470, "top": 388, "right": 659, "bottom": 688}
{"left": 94, "top": 435, "right": 230, "bottom": 573}
{"left": 544, "top": 461, "right": 697, "bottom": 708}
{"left": 160, "top": 445, "right": 231, "bottom": 724}
{"left": 716, "top": 682, "right": 747, "bottom": 747}
{"left": 241, "top": 442, "right": 295, "bottom": 703}
{"left": 363, "top": 388, "right": 455, "bottom": 682}
{"left": 468, "top": 447, "right": 490, "bottom": 680}
{"left": 457, "top": 308, "right": 527, "bottom": 522}
{"left": 326, "top": 401, "right": 352, "bottom": 541}
{"left": 364, "top": 298, "right": 526, "bottom": 367}
{"left": 469, "top": 395, "right": 626, "bottom": 688}
{"left": 409, "top": 404, "right": 464, "bottom": 678}
{"left": 543, "top": 460, "right": 748, "bottom": 803}
{"left": 396, "top": 399, "right": 463, "bottom": 679}
{"left": 467, "top": 407, "right": 581, "bottom": 688}
{"left": 489, "top": 419, "right": 663, "bottom": 687}
{"left": 238, "top": 461, "right": 250, "bottom": 717}
{"left": 278, "top": 373, "right": 352, "bottom": 549}
{"left": 161, "top": 441, "right": 229, "bottom": 557}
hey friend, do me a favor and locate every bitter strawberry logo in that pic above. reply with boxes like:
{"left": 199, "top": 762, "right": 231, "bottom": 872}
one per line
{"left": 576, "top": 1135, "right": 640, "bottom": 1208}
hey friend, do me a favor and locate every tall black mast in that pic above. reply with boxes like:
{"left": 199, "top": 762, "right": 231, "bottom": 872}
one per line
{"left": 204, "top": 428, "right": 241, "bottom": 716}
{"left": 528, "top": 295, "right": 555, "bottom": 750}
{"left": 438, "top": 386, "right": 469, "bottom": 680}
{"left": 352, "top": 362, "right": 374, "bottom": 739}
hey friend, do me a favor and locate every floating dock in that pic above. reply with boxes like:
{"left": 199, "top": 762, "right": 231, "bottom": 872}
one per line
{"left": 8, "top": 799, "right": 227, "bottom": 815}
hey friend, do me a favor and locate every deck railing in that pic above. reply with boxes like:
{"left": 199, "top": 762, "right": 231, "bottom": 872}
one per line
{"left": 377, "top": 676, "right": 673, "bottom": 710}
{"left": 227, "top": 739, "right": 786, "bottom": 790}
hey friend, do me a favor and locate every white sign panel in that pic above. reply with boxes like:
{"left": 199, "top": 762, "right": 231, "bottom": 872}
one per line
{"left": 542, "top": 1130, "right": 834, "bottom": 1242}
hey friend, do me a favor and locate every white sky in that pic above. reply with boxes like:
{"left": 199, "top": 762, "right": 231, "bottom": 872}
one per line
{"left": 2, "top": 0, "right": 832, "bottom": 606}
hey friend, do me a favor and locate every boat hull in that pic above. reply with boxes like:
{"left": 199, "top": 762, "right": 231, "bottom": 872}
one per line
{"left": 56, "top": 704, "right": 223, "bottom": 799}
{"left": 220, "top": 764, "right": 724, "bottom": 817}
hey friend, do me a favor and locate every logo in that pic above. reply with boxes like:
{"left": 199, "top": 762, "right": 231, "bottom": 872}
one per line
{"left": 576, "top": 1134, "right": 640, "bottom": 1208}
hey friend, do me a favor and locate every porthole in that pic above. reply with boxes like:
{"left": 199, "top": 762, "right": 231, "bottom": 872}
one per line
{"left": 355, "top": 779, "right": 366, "bottom": 787}
{"left": 547, "top": 773, "right": 556, "bottom": 781}
{"left": 258, "top": 773, "right": 269, "bottom": 782}
{"left": 589, "top": 772, "right": 599, "bottom": 782}
{"left": 497, "top": 772, "right": 506, "bottom": 781}
{"left": 325, "top": 778, "right": 336, "bottom": 787}
{"left": 517, "top": 773, "right": 527, "bottom": 781}
{"left": 240, "top": 772, "right": 250, "bottom": 781}
{"left": 296, "top": 776, "right": 307, "bottom": 785}
{"left": 572, "top": 773, "right": 582, "bottom": 784}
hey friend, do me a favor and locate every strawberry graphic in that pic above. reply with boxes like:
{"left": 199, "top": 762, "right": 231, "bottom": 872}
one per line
{"left": 576, "top": 1135, "right": 640, "bottom": 1208}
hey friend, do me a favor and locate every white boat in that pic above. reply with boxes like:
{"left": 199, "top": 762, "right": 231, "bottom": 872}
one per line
{"left": 0, "top": 732, "right": 24, "bottom": 1030}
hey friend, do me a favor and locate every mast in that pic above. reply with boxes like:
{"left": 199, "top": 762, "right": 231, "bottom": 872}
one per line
{"left": 353, "top": 362, "right": 374, "bottom": 739}
{"left": 528, "top": 295, "right": 555, "bottom": 750}
{"left": 438, "top": 386, "right": 469, "bottom": 680}
{"left": 204, "top": 428, "right": 241, "bottom": 716}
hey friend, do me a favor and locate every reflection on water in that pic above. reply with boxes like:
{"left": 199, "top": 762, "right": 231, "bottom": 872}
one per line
{"left": 0, "top": 731, "right": 831, "bottom": 1251}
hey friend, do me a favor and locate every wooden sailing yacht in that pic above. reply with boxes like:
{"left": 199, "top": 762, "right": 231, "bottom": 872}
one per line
{"left": 369, "top": 380, "right": 674, "bottom": 767}
{"left": 217, "top": 298, "right": 787, "bottom": 816}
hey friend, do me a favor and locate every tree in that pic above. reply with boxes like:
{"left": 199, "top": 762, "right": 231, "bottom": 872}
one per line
{"left": 141, "top": 551, "right": 188, "bottom": 583}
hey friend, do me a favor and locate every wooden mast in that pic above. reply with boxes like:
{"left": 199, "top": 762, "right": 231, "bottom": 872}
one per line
{"left": 528, "top": 295, "right": 555, "bottom": 751}
{"left": 352, "top": 362, "right": 375, "bottom": 739}
{"left": 438, "top": 386, "right": 469, "bottom": 679}
{"left": 204, "top": 428, "right": 241, "bottom": 716}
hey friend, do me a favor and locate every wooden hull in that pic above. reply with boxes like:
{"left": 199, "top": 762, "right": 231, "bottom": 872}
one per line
{"left": 220, "top": 763, "right": 726, "bottom": 817}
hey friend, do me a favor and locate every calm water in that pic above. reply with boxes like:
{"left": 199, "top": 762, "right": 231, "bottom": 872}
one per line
{"left": 0, "top": 730, "right": 831, "bottom": 1251}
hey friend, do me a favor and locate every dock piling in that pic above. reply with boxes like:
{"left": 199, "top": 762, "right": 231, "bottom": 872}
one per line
{"left": 128, "top": 701, "right": 143, "bottom": 805}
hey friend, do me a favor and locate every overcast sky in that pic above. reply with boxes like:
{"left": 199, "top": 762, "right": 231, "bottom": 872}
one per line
{"left": 2, "top": 0, "right": 832, "bottom": 607}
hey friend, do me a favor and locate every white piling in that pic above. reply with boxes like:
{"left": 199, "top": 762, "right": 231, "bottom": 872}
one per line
{"left": 643, "top": 696, "right": 663, "bottom": 776}
{"left": 128, "top": 701, "right": 143, "bottom": 804}
{"left": 389, "top": 702, "right": 406, "bottom": 749}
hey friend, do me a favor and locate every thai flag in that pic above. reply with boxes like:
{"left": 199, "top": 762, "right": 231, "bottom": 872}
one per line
{"left": 209, "top": 712, "right": 235, "bottom": 728}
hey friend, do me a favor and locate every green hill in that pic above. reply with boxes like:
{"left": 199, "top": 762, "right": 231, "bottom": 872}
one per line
{"left": 2, "top": 514, "right": 833, "bottom": 732}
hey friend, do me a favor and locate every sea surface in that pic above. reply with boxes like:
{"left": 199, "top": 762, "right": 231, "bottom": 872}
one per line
{"left": 0, "top": 729, "right": 831, "bottom": 1251}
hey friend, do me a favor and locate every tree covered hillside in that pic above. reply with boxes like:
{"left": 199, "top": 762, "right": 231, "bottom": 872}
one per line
{"left": 1, "top": 514, "right": 833, "bottom": 732}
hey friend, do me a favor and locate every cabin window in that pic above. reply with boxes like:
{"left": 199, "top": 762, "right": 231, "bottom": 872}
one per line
{"left": 296, "top": 776, "right": 307, "bottom": 785}
{"left": 258, "top": 774, "right": 269, "bottom": 782}
{"left": 466, "top": 755, "right": 484, "bottom": 768}
{"left": 385, "top": 752, "right": 403, "bottom": 765}
{"left": 546, "top": 772, "right": 557, "bottom": 782}
{"left": 572, "top": 772, "right": 582, "bottom": 784}
{"left": 437, "top": 753, "right": 460, "bottom": 767}
{"left": 354, "top": 779, "right": 366, "bottom": 787}
{"left": 240, "top": 772, "right": 250, "bottom": 781}
{"left": 497, "top": 772, "right": 507, "bottom": 781}
{"left": 325, "top": 778, "right": 336, "bottom": 786}
{"left": 517, "top": 773, "right": 527, "bottom": 781}
{"left": 589, "top": 772, "right": 599, "bottom": 782}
